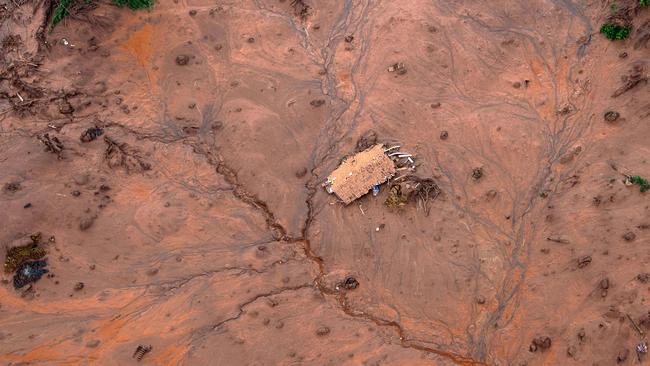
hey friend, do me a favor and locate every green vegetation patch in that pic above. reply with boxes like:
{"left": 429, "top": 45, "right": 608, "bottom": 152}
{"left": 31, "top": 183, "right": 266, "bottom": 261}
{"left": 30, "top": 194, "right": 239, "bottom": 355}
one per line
{"left": 51, "top": 0, "right": 74, "bottom": 29}
{"left": 600, "top": 23, "right": 631, "bottom": 40}
{"left": 112, "top": 0, "right": 154, "bottom": 10}
{"left": 629, "top": 175, "right": 650, "bottom": 192}
{"left": 641, "top": 0, "right": 648, "bottom": 7}
{"left": 50, "top": 0, "right": 153, "bottom": 30}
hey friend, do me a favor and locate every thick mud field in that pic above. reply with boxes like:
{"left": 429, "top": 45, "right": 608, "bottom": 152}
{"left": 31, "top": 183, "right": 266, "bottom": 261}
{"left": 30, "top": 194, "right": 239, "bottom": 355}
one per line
{"left": 1, "top": 0, "right": 650, "bottom": 364}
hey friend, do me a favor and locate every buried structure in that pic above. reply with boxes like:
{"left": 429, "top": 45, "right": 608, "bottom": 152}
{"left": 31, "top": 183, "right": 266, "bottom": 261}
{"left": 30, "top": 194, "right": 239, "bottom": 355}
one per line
{"left": 323, "top": 144, "right": 397, "bottom": 204}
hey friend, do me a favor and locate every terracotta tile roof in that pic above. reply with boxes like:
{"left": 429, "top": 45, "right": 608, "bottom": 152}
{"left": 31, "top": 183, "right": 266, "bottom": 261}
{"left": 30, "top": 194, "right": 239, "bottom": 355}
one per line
{"left": 326, "top": 144, "right": 396, "bottom": 204}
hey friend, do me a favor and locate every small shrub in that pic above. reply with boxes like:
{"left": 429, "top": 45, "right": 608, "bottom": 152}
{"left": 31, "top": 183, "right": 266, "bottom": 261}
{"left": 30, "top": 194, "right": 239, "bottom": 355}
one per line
{"left": 600, "top": 23, "right": 631, "bottom": 40}
{"left": 112, "top": 0, "right": 153, "bottom": 10}
{"left": 641, "top": 0, "right": 648, "bottom": 7}
{"left": 50, "top": 0, "right": 152, "bottom": 30}
{"left": 50, "top": 0, "right": 73, "bottom": 29}
{"left": 629, "top": 175, "right": 650, "bottom": 192}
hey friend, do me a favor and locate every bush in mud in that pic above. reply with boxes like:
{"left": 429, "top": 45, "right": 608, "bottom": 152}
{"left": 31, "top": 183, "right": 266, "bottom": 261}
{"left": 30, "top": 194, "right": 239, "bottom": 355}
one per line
{"left": 50, "top": 0, "right": 153, "bottom": 29}
{"left": 629, "top": 175, "right": 650, "bottom": 192}
{"left": 600, "top": 23, "right": 631, "bottom": 40}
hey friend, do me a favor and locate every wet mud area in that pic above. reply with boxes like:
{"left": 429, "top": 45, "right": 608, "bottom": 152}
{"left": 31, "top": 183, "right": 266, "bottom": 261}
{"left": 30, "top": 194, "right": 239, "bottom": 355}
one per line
{"left": 1, "top": 0, "right": 650, "bottom": 364}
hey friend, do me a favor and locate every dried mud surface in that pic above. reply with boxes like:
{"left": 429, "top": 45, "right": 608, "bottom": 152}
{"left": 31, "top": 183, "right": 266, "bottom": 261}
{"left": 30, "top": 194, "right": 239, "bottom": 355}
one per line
{"left": 1, "top": 0, "right": 650, "bottom": 365}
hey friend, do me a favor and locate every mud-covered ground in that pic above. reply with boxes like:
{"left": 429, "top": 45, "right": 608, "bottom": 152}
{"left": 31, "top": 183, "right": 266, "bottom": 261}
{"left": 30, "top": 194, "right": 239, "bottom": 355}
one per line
{"left": 1, "top": 0, "right": 650, "bottom": 364}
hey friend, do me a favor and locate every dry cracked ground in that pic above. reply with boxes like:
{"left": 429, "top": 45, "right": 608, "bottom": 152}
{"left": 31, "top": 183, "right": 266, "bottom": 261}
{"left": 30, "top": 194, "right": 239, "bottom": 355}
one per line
{"left": 1, "top": 0, "right": 650, "bottom": 365}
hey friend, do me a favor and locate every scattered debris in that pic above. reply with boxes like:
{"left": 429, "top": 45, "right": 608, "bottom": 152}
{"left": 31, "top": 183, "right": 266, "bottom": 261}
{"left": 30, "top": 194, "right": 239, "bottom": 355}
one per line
{"left": 385, "top": 184, "right": 408, "bottom": 208}
{"left": 604, "top": 111, "right": 620, "bottom": 122}
{"left": 13, "top": 260, "right": 48, "bottom": 289}
{"left": 80, "top": 127, "right": 104, "bottom": 142}
{"left": 387, "top": 62, "right": 407, "bottom": 75}
{"left": 529, "top": 336, "right": 552, "bottom": 352}
{"left": 323, "top": 144, "right": 396, "bottom": 204}
{"left": 623, "top": 231, "right": 637, "bottom": 241}
{"left": 546, "top": 236, "right": 569, "bottom": 244}
{"left": 3, "top": 181, "right": 21, "bottom": 192}
{"left": 38, "top": 133, "right": 64, "bottom": 156}
{"left": 471, "top": 167, "right": 483, "bottom": 181}
{"left": 315, "top": 326, "right": 330, "bottom": 336}
{"left": 577, "top": 255, "right": 592, "bottom": 268}
{"left": 617, "top": 348, "right": 630, "bottom": 363}
{"left": 612, "top": 62, "right": 647, "bottom": 98}
{"left": 400, "top": 176, "right": 440, "bottom": 216}
{"left": 291, "top": 0, "right": 310, "bottom": 20}
{"left": 341, "top": 276, "right": 359, "bottom": 290}
{"left": 355, "top": 130, "right": 378, "bottom": 152}
{"left": 4, "top": 234, "right": 46, "bottom": 273}
{"left": 59, "top": 100, "right": 74, "bottom": 114}
{"left": 627, "top": 313, "right": 645, "bottom": 335}
{"left": 104, "top": 136, "right": 151, "bottom": 173}
{"left": 133, "top": 345, "right": 152, "bottom": 361}
{"left": 637, "top": 273, "right": 650, "bottom": 283}
{"left": 310, "top": 99, "right": 325, "bottom": 107}
{"left": 175, "top": 54, "right": 190, "bottom": 66}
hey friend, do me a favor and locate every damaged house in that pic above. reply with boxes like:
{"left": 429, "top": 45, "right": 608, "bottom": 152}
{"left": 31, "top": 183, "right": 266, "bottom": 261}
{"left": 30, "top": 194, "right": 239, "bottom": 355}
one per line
{"left": 323, "top": 144, "right": 396, "bottom": 204}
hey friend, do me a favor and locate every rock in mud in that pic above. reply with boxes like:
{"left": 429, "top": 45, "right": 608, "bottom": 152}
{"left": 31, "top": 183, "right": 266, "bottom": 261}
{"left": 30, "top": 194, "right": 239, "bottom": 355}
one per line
{"left": 309, "top": 99, "right": 325, "bottom": 107}
{"left": 315, "top": 326, "right": 330, "bottom": 336}
{"left": 577, "top": 256, "right": 592, "bottom": 268}
{"left": 600, "top": 278, "right": 609, "bottom": 289}
{"left": 567, "top": 345, "right": 577, "bottom": 358}
{"left": 13, "top": 260, "right": 48, "bottom": 289}
{"left": 79, "top": 216, "right": 96, "bottom": 231}
{"left": 86, "top": 339, "right": 100, "bottom": 348}
{"left": 529, "top": 336, "right": 552, "bottom": 352}
{"left": 74, "top": 282, "right": 84, "bottom": 291}
{"left": 623, "top": 231, "right": 636, "bottom": 241}
{"left": 80, "top": 127, "right": 104, "bottom": 142}
{"left": 440, "top": 130, "right": 448, "bottom": 140}
{"left": 341, "top": 276, "right": 359, "bottom": 290}
{"left": 175, "top": 54, "right": 190, "bottom": 66}
{"left": 604, "top": 111, "right": 620, "bottom": 122}
{"left": 3, "top": 181, "right": 21, "bottom": 193}
{"left": 617, "top": 348, "right": 629, "bottom": 363}
{"left": 294, "top": 167, "right": 307, "bottom": 178}
{"left": 471, "top": 167, "right": 483, "bottom": 180}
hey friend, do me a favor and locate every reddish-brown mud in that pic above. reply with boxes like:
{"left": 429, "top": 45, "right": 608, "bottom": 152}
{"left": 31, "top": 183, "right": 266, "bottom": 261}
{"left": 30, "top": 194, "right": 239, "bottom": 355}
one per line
{"left": 1, "top": 0, "right": 650, "bottom": 364}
